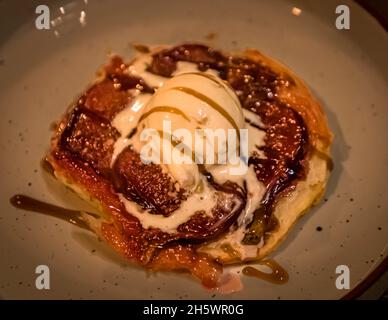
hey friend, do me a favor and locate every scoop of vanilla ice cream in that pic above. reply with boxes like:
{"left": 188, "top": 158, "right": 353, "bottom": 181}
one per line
{"left": 136, "top": 72, "right": 245, "bottom": 190}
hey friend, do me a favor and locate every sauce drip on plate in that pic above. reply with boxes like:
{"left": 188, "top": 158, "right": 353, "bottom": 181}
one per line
{"left": 242, "top": 259, "right": 289, "bottom": 284}
{"left": 9, "top": 194, "right": 92, "bottom": 230}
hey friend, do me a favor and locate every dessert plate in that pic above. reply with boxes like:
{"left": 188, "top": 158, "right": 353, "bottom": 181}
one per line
{"left": 0, "top": 0, "right": 387, "bottom": 299}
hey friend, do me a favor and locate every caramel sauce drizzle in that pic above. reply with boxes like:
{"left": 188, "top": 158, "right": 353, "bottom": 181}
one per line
{"left": 138, "top": 105, "right": 191, "bottom": 123}
{"left": 9, "top": 194, "right": 94, "bottom": 231}
{"left": 242, "top": 260, "right": 289, "bottom": 284}
{"left": 171, "top": 86, "right": 241, "bottom": 140}
{"left": 176, "top": 72, "right": 240, "bottom": 108}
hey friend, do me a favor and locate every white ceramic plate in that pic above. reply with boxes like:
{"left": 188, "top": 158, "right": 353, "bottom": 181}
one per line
{"left": 0, "top": 0, "right": 387, "bottom": 299}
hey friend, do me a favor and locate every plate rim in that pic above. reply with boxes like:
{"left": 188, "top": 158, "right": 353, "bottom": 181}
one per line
{"left": 339, "top": 0, "right": 388, "bottom": 300}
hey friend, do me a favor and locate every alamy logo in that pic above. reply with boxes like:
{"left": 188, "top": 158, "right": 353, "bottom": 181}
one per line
{"left": 35, "top": 265, "right": 50, "bottom": 290}
{"left": 335, "top": 265, "right": 350, "bottom": 290}
{"left": 335, "top": 5, "right": 350, "bottom": 30}
{"left": 35, "top": 2, "right": 88, "bottom": 33}
{"left": 35, "top": 5, "right": 50, "bottom": 30}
